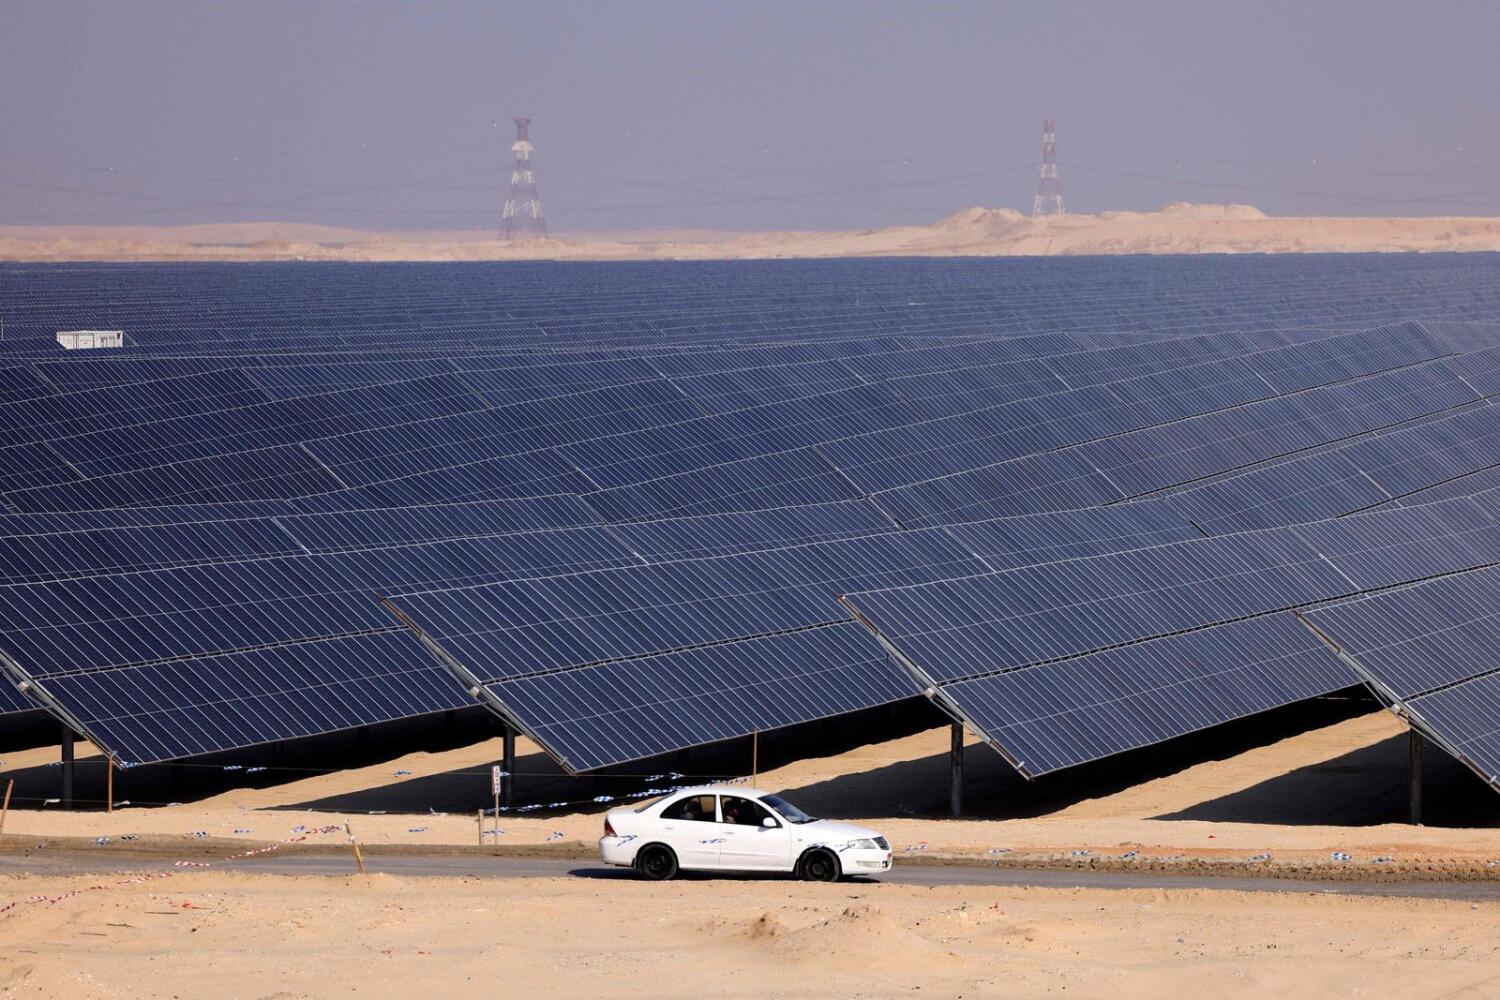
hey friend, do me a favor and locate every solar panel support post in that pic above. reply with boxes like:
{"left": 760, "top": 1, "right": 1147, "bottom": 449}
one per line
{"left": 502, "top": 725, "right": 516, "bottom": 809}
{"left": 949, "top": 722, "right": 964, "bottom": 818}
{"left": 60, "top": 727, "right": 75, "bottom": 809}
{"left": 1409, "top": 728, "right": 1424, "bottom": 826}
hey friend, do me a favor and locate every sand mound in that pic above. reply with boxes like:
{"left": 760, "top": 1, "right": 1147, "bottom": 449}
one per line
{"left": 741, "top": 911, "right": 788, "bottom": 940}
{"left": 738, "top": 905, "right": 961, "bottom": 969}
{"left": 1160, "top": 201, "right": 1268, "bottom": 220}
{"left": 936, "top": 206, "right": 1029, "bottom": 227}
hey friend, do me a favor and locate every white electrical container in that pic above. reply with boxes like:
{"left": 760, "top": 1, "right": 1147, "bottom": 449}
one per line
{"left": 56, "top": 330, "right": 124, "bottom": 350}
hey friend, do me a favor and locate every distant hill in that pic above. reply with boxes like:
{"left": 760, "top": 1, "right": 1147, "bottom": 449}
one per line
{"left": 5, "top": 205, "right": 1500, "bottom": 261}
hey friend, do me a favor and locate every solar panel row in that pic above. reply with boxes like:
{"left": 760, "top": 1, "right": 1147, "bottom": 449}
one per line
{"left": 844, "top": 493, "right": 1500, "bottom": 775}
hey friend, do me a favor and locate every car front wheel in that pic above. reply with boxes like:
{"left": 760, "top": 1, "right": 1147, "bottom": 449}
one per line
{"left": 636, "top": 844, "right": 679, "bottom": 881}
{"left": 799, "top": 848, "right": 841, "bottom": 882}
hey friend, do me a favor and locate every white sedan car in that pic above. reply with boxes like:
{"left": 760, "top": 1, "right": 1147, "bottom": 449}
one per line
{"left": 599, "top": 785, "right": 893, "bottom": 881}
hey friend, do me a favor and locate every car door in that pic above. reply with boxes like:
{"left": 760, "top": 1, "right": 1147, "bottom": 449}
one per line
{"left": 656, "top": 793, "right": 723, "bottom": 869}
{"left": 716, "top": 795, "right": 793, "bottom": 871}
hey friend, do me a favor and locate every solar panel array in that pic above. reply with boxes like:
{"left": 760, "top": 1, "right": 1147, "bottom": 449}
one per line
{"left": 4, "top": 257, "right": 1500, "bottom": 786}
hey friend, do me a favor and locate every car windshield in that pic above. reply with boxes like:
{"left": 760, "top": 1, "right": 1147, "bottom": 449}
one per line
{"left": 760, "top": 793, "right": 816, "bottom": 824}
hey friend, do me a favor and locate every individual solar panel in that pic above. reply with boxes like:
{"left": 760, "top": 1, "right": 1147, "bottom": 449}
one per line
{"left": 0, "top": 531, "right": 651, "bottom": 683}
{"left": 0, "top": 368, "right": 272, "bottom": 449}
{"left": 0, "top": 365, "right": 53, "bottom": 404}
{"left": 4, "top": 445, "right": 348, "bottom": 512}
{"left": 277, "top": 494, "right": 604, "bottom": 548}
{"left": 1301, "top": 566, "right": 1500, "bottom": 791}
{"left": 35, "top": 631, "right": 470, "bottom": 764}
{"left": 943, "top": 615, "right": 1354, "bottom": 776}
{"left": 0, "top": 519, "right": 304, "bottom": 585}
{"left": 607, "top": 500, "right": 894, "bottom": 560}
{"left": 483, "top": 622, "right": 919, "bottom": 773}
{"left": 872, "top": 351, "right": 1496, "bottom": 527}
{"left": 583, "top": 447, "right": 867, "bottom": 521}
{"left": 389, "top": 530, "right": 990, "bottom": 685}
{"left": 942, "top": 502, "right": 1201, "bottom": 569}
{"left": 43, "top": 372, "right": 491, "bottom": 478}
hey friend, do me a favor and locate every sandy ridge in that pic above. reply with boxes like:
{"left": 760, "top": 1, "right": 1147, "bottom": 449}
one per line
{"left": 6, "top": 203, "right": 1500, "bottom": 261}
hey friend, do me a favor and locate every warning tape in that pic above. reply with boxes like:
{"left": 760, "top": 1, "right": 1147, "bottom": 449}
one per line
{"left": 2, "top": 823, "right": 352, "bottom": 921}
{"left": 0, "top": 871, "right": 175, "bottom": 916}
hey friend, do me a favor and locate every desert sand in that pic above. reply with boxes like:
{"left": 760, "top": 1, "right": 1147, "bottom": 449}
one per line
{"left": 4, "top": 707, "right": 1500, "bottom": 997}
{"left": 6, "top": 204, "right": 1500, "bottom": 262}
{"left": 5, "top": 870, "right": 1500, "bottom": 999}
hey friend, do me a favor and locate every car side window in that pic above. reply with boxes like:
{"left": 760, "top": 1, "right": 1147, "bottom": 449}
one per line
{"left": 660, "top": 794, "right": 717, "bottom": 823}
{"left": 719, "top": 795, "right": 776, "bottom": 827}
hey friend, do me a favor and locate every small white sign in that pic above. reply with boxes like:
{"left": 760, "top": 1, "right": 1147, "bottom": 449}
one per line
{"left": 491, "top": 765, "right": 503, "bottom": 796}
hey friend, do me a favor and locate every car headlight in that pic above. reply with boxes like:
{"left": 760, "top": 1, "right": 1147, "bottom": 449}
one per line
{"left": 841, "top": 838, "right": 881, "bottom": 851}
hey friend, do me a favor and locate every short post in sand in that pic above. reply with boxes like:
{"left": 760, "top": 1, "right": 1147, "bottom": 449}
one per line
{"left": 344, "top": 822, "right": 366, "bottom": 877}
{"left": 0, "top": 778, "right": 13, "bottom": 835}
{"left": 476, "top": 809, "right": 483, "bottom": 846}
{"left": 492, "top": 764, "right": 502, "bottom": 841}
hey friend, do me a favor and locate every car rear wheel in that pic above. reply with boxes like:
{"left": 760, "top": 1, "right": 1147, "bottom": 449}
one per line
{"left": 799, "top": 848, "right": 841, "bottom": 882}
{"left": 636, "top": 844, "right": 679, "bottom": 881}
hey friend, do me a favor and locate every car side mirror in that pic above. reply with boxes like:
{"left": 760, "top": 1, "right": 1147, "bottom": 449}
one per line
{"left": 762, "top": 817, "right": 778, "bottom": 828}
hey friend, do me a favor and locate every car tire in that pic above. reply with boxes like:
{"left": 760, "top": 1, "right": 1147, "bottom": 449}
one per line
{"left": 798, "top": 848, "right": 841, "bottom": 882}
{"left": 636, "top": 844, "right": 679, "bottom": 881}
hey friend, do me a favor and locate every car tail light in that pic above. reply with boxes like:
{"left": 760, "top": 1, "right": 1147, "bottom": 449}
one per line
{"left": 604, "top": 816, "right": 617, "bottom": 837}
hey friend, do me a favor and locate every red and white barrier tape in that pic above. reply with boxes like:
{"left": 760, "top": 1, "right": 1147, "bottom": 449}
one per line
{"left": 3, "top": 823, "right": 352, "bottom": 920}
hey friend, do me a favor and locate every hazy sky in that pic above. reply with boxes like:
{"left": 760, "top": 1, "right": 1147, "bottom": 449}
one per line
{"left": 2, "top": 0, "right": 1497, "bottom": 232}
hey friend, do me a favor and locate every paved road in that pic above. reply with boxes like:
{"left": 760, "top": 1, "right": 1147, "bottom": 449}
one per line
{"left": 7, "top": 850, "right": 1500, "bottom": 901}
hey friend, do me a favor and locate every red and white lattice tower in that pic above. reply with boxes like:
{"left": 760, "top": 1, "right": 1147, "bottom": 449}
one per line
{"left": 1032, "top": 120, "right": 1065, "bottom": 217}
{"left": 501, "top": 117, "right": 546, "bottom": 239}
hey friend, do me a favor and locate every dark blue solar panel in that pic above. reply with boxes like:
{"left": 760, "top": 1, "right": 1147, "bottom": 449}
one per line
{"left": 873, "top": 351, "right": 1497, "bottom": 526}
{"left": 944, "top": 616, "right": 1353, "bottom": 775}
{"left": 5, "top": 445, "right": 348, "bottom": 512}
{"left": 844, "top": 494, "right": 1500, "bottom": 777}
{"left": 1303, "top": 566, "right": 1500, "bottom": 790}
{"left": 39, "top": 631, "right": 469, "bottom": 764}
{"left": 0, "top": 364, "right": 53, "bottom": 404}
{"left": 389, "top": 530, "right": 989, "bottom": 685}
{"left": 485, "top": 622, "right": 916, "bottom": 773}
{"left": 608, "top": 500, "right": 894, "bottom": 560}
{"left": 584, "top": 447, "right": 865, "bottom": 521}
{"left": 0, "top": 519, "right": 303, "bottom": 585}
{"left": 0, "top": 368, "right": 272, "bottom": 449}
{"left": 278, "top": 495, "right": 603, "bottom": 548}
